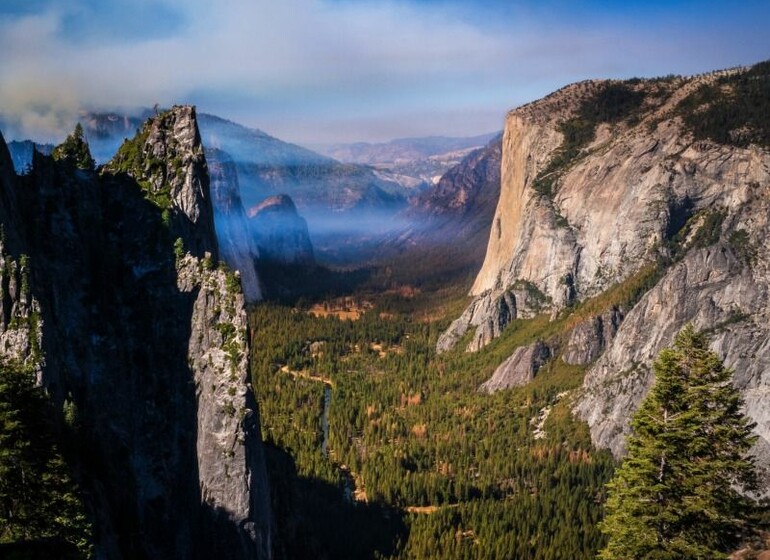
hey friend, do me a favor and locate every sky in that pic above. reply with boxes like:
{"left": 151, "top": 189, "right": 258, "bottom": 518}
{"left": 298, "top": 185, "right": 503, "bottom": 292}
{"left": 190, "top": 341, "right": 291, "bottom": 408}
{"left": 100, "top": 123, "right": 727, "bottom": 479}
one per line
{"left": 1, "top": 0, "right": 769, "bottom": 146}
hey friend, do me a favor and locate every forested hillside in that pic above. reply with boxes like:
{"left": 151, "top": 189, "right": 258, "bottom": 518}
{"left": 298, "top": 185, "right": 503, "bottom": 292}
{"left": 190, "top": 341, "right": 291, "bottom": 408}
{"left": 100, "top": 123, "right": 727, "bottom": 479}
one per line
{"left": 249, "top": 292, "right": 618, "bottom": 559}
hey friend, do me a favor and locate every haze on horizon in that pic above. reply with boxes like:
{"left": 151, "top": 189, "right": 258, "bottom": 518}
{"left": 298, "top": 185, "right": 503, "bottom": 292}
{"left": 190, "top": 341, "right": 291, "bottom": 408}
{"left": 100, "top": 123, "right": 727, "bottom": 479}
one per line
{"left": 1, "top": 0, "right": 769, "bottom": 146}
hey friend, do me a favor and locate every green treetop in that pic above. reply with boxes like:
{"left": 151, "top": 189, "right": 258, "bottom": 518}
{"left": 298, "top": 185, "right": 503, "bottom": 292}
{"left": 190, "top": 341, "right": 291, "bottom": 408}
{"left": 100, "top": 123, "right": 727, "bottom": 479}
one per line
{"left": 52, "top": 123, "right": 95, "bottom": 170}
{"left": 0, "top": 361, "right": 92, "bottom": 556}
{"left": 599, "top": 325, "right": 758, "bottom": 559}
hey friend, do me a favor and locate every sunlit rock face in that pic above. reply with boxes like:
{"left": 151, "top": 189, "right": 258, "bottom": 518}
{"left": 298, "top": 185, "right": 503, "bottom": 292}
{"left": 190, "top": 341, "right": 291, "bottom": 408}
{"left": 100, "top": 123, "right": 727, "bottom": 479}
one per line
{"left": 478, "top": 341, "right": 551, "bottom": 394}
{"left": 441, "top": 66, "right": 770, "bottom": 488}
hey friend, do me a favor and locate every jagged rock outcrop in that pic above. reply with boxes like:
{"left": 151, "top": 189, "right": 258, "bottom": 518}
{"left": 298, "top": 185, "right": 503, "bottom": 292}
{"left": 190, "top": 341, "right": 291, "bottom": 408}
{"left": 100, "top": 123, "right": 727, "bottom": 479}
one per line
{"left": 441, "top": 62, "right": 770, "bottom": 487}
{"left": 436, "top": 281, "right": 547, "bottom": 353}
{"left": 0, "top": 107, "right": 272, "bottom": 558}
{"left": 207, "top": 147, "right": 263, "bottom": 302}
{"left": 478, "top": 341, "right": 550, "bottom": 394}
{"left": 107, "top": 105, "right": 218, "bottom": 259}
{"left": 562, "top": 307, "right": 623, "bottom": 365}
{"left": 247, "top": 194, "right": 315, "bottom": 266}
{"left": 575, "top": 243, "right": 770, "bottom": 469}
{"left": 178, "top": 253, "right": 271, "bottom": 554}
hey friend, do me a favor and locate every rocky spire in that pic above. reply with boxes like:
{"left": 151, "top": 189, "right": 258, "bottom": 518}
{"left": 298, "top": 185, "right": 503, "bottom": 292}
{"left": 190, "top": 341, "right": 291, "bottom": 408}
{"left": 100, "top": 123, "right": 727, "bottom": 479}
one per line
{"left": 107, "top": 105, "right": 219, "bottom": 259}
{"left": 0, "top": 108, "right": 272, "bottom": 558}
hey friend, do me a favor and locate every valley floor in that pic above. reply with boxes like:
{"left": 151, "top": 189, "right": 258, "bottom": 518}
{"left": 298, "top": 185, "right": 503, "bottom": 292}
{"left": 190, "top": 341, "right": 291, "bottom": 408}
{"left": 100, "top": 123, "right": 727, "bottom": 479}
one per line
{"left": 249, "top": 277, "right": 616, "bottom": 559}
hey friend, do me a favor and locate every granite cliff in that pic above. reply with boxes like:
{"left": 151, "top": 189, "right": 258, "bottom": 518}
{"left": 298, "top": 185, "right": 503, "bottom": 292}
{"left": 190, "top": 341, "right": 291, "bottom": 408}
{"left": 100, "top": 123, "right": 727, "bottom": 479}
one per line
{"left": 0, "top": 106, "right": 271, "bottom": 558}
{"left": 247, "top": 194, "right": 315, "bottom": 267}
{"left": 439, "top": 62, "right": 770, "bottom": 485}
{"left": 207, "top": 147, "right": 264, "bottom": 302}
{"left": 374, "top": 135, "right": 502, "bottom": 286}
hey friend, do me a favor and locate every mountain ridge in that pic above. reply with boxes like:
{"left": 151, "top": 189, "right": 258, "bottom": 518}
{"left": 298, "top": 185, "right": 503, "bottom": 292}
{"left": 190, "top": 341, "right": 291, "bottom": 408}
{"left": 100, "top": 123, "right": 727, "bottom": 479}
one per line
{"left": 438, "top": 62, "right": 770, "bottom": 488}
{"left": 318, "top": 132, "right": 499, "bottom": 164}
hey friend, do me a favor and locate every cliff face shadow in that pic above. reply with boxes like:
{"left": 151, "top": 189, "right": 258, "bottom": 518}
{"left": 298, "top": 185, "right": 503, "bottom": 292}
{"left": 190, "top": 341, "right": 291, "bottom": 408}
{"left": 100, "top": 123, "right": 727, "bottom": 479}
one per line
{"left": 14, "top": 157, "right": 230, "bottom": 558}
{"left": 0, "top": 538, "right": 81, "bottom": 560}
{"left": 265, "top": 444, "right": 407, "bottom": 560}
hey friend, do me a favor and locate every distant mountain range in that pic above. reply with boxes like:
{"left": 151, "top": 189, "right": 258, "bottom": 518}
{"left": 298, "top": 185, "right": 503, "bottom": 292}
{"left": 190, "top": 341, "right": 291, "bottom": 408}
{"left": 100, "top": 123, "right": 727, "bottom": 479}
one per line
{"left": 2, "top": 110, "right": 502, "bottom": 269}
{"left": 317, "top": 132, "right": 499, "bottom": 190}
{"left": 78, "top": 110, "right": 152, "bottom": 161}
{"left": 196, "top": 113, "right": 406, "bottom": 216}
{"left": 318, "top": 133, "right": 499, "bottom": 165}
{"left": 373, "top": 134, "right": 502, "bottom": 286}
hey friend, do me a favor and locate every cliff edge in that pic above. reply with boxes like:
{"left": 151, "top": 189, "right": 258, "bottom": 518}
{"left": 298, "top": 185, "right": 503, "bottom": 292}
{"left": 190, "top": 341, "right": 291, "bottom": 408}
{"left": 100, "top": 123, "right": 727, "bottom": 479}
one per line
{"left": 439, "top": 62, "right": 770, "bottom": 486}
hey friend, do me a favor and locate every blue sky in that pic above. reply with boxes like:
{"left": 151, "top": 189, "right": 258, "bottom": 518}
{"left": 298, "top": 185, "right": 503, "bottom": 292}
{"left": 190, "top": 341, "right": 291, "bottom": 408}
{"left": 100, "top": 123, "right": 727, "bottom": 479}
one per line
{"left": 1, "top": 0, "right": 769, "bottom": 144}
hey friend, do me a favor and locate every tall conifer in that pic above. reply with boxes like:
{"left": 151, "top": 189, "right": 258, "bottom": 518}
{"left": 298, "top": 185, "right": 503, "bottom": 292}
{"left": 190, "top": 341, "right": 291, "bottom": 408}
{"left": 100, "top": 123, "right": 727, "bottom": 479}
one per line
{"left": 52, "top": 123, "right": 95, "bottom": 170}
{"left": 599, "top": 325, "right": 757, "bottom": 559}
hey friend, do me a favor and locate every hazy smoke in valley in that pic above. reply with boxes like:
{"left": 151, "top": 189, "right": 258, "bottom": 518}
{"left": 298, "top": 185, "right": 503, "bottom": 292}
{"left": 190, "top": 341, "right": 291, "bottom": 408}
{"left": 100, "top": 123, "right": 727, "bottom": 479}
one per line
{"left": 300, "top": 205, "right": 412, "bottom": 239}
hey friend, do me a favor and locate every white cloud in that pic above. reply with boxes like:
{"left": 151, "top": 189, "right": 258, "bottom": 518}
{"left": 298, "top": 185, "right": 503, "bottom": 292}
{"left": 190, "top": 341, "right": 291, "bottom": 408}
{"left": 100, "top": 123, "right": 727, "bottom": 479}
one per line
{"left": 1, "top": 0, "right": 768, "bottom": 143}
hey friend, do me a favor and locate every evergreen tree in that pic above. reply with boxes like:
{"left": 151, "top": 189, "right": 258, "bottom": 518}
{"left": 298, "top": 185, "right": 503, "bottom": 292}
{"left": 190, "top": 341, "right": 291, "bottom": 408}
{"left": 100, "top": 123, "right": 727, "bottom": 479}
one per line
{"left": 0, "top": 361, "right": 92, "bottom": 557}
{"left": 52, "top": 123, "right": 95, "bottom": 170}
{"left": 599, "top": 325, "right": 758, "bottom": 559}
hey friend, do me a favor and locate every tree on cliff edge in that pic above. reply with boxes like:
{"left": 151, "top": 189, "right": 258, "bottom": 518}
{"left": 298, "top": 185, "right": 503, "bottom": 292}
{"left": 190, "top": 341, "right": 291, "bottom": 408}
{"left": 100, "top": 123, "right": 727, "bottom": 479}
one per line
{"left": 599, "top": 325, "right": 758, "bottom": 559}
{"left": 52, "top": 123, "right": 95, "bottom": 170}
